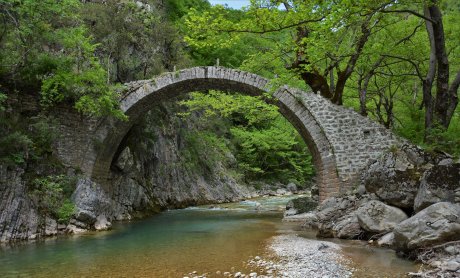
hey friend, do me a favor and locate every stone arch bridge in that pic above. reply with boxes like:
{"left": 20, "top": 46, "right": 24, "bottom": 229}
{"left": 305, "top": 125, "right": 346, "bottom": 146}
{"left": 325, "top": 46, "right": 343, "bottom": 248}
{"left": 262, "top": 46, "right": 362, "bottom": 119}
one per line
{"left": 57, "top": 67, "right": 399, "bottom": 201}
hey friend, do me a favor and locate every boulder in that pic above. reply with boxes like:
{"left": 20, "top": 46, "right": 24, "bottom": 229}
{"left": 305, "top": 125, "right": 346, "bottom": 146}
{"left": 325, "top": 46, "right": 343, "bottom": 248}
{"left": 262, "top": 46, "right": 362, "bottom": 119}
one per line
{"left": 362, "top": 146, "right": 426, "bottom": 208}
{"left": 71, "top": 178, "right": 113, "bottom": 225}
{"left": 440, "top": 258, "right": 460, "bottom": 272}
{"left": 377, "top": 232, "right": 395, "bottom": 247}
{"left": 316, "top": 207, "right": 339, "bottom": 238}
{"left": 284, "top": 208, "right": 298, "bottom": 217}
{"left": 94, "top": 215, "right": 111, "bottom": 231}
{"left": 66, "top": 224, "right": 87, "bottom": 234}
{"left": 393, "top": 202, "right": 460, "bottom": 251}
{"left": 301, "top": 212, "right": 318, "bottom": 229}
{"left": 315, "top": 194, "right": 377, "bottom": 238}
{"left": 414, "top": 163, "right": 460, "bottom": 212}
{"left": 276, "top": 188, "right": 288, "bottom": 196}
{"left": 285, "top": 197, "right": 318, "bottom": 215}
{"left": 332, "top": 213, "right": 363, "bottom": 239}
{"left": 286, "top": 182, "right": 298, "bottom": 193}
{"left": 356, "top": 200, "right": 408, "bottom": 234}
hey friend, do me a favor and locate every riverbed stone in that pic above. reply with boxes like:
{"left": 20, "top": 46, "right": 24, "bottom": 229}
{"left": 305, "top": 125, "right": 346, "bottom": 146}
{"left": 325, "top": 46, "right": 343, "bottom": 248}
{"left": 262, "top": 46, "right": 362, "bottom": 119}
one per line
{"left": 356, "top": 200, "right": 408, "bottom": 234}
{"left": 393, "top": 202, "right": 460, "bottom": 251}
{"left": 441, "top": 259, "right": 460, "bottom": 272}
{"left": 414, "top": 163, "right": 460, "bottom": 212}
{"left": 377, "top": 232, "right": 395, "bottom": 247}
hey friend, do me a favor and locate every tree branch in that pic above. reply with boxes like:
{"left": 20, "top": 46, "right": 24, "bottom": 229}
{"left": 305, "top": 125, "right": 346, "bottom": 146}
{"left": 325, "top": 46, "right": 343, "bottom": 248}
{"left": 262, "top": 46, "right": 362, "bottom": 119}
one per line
{"left": 216, "top": 17, "right": 325, "bottom": 34}
{"left": 381, "top": 54, "right": 424, "bottom": 82}
{"left": 380, "top": 9, "right": 436, "bottom": 23}
{"left": 395, "top": 21, "right": 424, "bottom": 46}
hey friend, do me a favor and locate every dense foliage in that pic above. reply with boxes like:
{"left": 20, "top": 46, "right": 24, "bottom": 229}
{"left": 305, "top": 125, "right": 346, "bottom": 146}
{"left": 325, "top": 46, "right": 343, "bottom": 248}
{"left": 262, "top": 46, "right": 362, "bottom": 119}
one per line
{"left": 181, "top": 91, "right": 314, "bottom": 185}
{"left": 183, "top": 0, "right": 460, "bottom": 156}
{"left": 0, "top": 0, "right": 125, "bottom": 119}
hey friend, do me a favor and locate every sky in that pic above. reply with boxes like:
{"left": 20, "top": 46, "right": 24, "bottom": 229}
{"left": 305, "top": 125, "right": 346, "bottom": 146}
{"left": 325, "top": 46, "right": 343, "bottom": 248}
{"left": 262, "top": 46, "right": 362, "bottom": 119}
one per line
{"left": 209, "top": 0, "right": 252, "bottom": 9}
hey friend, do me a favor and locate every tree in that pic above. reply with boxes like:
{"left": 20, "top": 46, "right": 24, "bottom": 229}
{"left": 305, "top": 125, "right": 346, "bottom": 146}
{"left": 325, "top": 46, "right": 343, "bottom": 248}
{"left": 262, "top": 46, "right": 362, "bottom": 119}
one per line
{"left": 0, "top": 0, "right": 125, "bottom": 119}
{"left": 380, "top": 0, "right": 460, "bottom": 131}
{"left": 184, "top": 0, "right": 406, "bottom": 104}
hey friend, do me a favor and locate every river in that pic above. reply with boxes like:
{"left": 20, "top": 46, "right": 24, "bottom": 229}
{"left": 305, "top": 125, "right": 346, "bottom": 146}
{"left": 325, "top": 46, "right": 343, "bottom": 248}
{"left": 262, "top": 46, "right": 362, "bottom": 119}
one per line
{"left": 0, "top": 195, "right": 418, "bottom": 277}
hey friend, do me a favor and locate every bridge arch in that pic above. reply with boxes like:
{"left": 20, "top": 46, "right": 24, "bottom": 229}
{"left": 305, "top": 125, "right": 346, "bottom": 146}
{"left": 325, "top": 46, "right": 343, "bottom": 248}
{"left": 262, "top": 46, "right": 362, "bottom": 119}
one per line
{"left": 85, "top": 67, "right": 399, "bottom": 201}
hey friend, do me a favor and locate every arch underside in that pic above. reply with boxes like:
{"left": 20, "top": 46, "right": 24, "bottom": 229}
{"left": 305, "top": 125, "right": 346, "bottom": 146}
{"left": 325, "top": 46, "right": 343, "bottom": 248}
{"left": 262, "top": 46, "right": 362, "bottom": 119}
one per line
{"left": 88, "top": 67, "right": 354, "bottom": 201}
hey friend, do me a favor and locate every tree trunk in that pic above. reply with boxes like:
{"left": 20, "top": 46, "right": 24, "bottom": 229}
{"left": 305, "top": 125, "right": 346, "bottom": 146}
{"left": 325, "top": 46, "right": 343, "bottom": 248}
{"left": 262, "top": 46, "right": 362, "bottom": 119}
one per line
{"left": 422, "top": 7, "right": 437, "bottom": 133}
{"left": 429, "top": 5, "right": 451, "bottom": 129}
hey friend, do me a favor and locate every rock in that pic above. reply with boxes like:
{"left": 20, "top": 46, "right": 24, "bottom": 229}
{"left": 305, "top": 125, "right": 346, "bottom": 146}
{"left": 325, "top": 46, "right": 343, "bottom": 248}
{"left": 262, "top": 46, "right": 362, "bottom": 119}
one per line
{"left": 438, "top": 158, "right": 454, "bottom": 166}
{"left": 355, "top": 184, "right": 367, "bottom": 196}
{"left": 362, "top": 147, "right": 424, "bottom": 209}
{"left": 72, "top": 178, "right": 111, "bottom": 225}
{"left": 414, "top": 163, "right": 460, "bottom": 212}
{"left": 44, "top": 217, "right": 57, "bottom": 236}
{"left": 69, "top": 218, "right": 89, "bottom": 229}
{"left": 286, "top": 182, "right": 298, "bottom": 193}
{"left": 362, "top": 144, "right": 453, "bottom": 210}
{"left": 356, "top": 200, "right": 408, "bottom": 234}
{"left": 66, "top": 224, "right": 87, "bottom": 234}
{"left": 332, "top": 213, "right": 363, "bottom": 239}
{"left": 445, "top": 246, "right": 458, "bottom": 255}
{"left": 316, "top": 207, "right": 340, "bottom": 237}
{"left": 301, "top": 212, "right": 319, "bottom": 229}
{"left": 284, "top": 208, "right": 298, "bottom": 217}
{"left": 393, "top": 202, "right": 460, "bottom": 251}
{"left": 114, "top": 147, "right": 135, "bottom": 172}
{"left": 276, "top": 188, "right": 288, "bottom": 195}
{"left": 94, "top": 215, "right": 111, "bottom": 231}
{"left": 310, "top": 184, "right": 319, "bottom": 197}
{"left": 284, "top": 212, "right": 315, "bottom": 223}
{"left": 0, "top": 166, "right": 41, "bottom": 242}
{"left": 285, "top": 197, "right": 318, "bottom": 215}
{"left": 441, "top": 260, "right": 460, "bottom": 272}
{"left": 377, "top": 232, "right": 395, "bottom": 247}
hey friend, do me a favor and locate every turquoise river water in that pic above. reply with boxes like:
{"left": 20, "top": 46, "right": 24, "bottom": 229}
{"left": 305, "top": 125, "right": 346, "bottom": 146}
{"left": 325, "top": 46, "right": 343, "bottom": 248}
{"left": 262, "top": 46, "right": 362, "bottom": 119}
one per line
{"left": 0, "top": 196, "right": 418, "bottom": 277}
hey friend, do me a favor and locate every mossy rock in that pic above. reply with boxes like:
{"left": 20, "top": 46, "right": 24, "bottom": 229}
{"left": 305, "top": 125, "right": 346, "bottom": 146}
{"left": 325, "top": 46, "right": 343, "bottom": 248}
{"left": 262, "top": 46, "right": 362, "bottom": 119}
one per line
{"left": 286, "top": 197, "right": 318, "bottom": 213}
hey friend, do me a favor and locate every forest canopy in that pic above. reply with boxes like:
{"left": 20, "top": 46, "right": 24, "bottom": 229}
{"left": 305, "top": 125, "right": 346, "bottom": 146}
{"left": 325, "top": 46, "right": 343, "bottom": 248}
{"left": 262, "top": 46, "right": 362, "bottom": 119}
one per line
{"left": 184, "top": 0, "right": 460, "bottom": 154}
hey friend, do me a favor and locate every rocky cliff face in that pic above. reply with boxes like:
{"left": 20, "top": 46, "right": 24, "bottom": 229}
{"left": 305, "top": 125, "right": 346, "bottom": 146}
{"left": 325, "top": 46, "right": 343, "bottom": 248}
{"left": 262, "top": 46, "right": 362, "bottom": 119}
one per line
{"left": 114, "top": 102, "right": 254, "bottom": 209}
{"left": 0, "top": 166, "right": 41, "bottom": 242}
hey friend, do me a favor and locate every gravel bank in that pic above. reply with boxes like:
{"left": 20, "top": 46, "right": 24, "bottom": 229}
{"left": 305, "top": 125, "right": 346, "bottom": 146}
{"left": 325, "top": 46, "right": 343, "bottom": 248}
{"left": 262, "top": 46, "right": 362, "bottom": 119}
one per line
{"left": 247, "top": 234, "right": 353, "bottom": 278}
{"left": 183, "top": 234, "right": 353, "bottom": 278}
